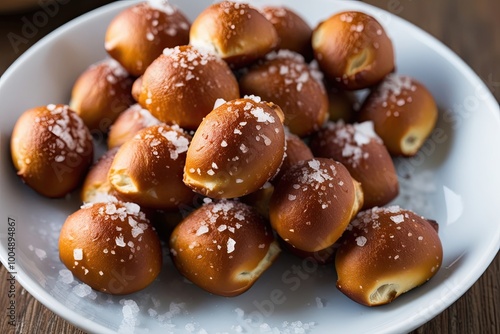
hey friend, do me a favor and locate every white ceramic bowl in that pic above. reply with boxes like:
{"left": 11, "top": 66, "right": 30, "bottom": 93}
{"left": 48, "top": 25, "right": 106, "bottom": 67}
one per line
{"left": 0, "top": 1, "right": 499, "bottom": 333}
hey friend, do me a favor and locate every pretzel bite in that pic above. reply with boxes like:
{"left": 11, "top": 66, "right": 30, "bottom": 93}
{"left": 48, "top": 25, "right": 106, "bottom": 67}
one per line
{"left": 109, "top": 124, "right": 194, "bottom": 210}
{"left": 107, "top": 104, "right": 161, "bottom": 149}
{"left": 59, "top": 200, "right": 162, "bottom": 294}
{"left": 69, "top": 58, "right": 134, "bottom": 133}
{"left": 261, "top": 6, "right": 313, "bottom": 60}
{"left": 357, "top": 74, "right": 438, "bottom": 156}
{"left": 169, "top": 200, "right": 280, "bottom": 296}
{"left": 312, "top": 11, "right": 394, "bottom": 90}
{"left": 269, "top": 158, "right": 364, "bottom": 252}
{"left": 10, "top": 104, "right": 93, "bottom": 198}
{"left": 189, "top": 1, "right": 279, "bottom": 68}
{"left": 309, "top": 121, "right": 398, "bottom": 209}
{"left": 183, "top": 96, "right": 286, "bottom": 199}
{"left": 239, "top": 50, "right": 328, "bottom": 137}
{"left": 105, "top": 0, "right": 190, "bottom": 76}
{"left": 336, "top": 206, "right": 443, "bottom": 306}
{"left": 135, "top": 45, "right": 239, "bottom": 130}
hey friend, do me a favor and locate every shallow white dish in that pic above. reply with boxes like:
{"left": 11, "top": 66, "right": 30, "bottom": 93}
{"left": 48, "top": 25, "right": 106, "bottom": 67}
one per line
{"left": 1, "top": 0, "right": 499, "bottom": 333}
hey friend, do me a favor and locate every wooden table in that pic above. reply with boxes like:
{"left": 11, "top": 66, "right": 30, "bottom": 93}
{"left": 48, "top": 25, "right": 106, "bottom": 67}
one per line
{"left": 0, "top": 0, "right": 498, "bottom": 333}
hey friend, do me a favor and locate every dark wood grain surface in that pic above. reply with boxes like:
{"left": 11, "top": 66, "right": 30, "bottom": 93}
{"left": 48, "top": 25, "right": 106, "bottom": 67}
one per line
{"left": 1, "top": 0, "right": 498, "bottom": 333}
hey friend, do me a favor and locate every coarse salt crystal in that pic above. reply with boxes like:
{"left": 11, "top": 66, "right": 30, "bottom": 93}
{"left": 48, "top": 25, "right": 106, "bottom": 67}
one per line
{"left": 355, "top": 236, "right": 367, "bottom": 247}
{"left": 116, "top": 235, "right": 126, "bottom": 247}
{"left": 385, "top": 205, "right": 401, "bottom": 213}
{"left": 147, "top": 0, "right": 176, "bottom": 15}
{"left": 196, "top": 225, "right": 209, "bottom": 236}
{"left": 73, "top": 283, "right": 92, "bottom": 297}
{"left": 279, "top": 65, "right": 289, "bottom": 75}
{"left": 227, "top": 238, "right": 236, "bottom": 253}
{"left": 244, "top": 95, "right": 261, "bottom": 103}
{"left": 251, "top": 107, "right": 275, "bottom": 123}
{"left": 260, "top": 134, "right": 272, "bottom": 146}
{"left": 54, "top": 155, "right": 65, "bottom": 162}
{"left": 214, "top": 98, "right": 226, "bottom": 109}
{"left": 148, "top": 308, "right": 157, "bottom": 317}
{"left": 34, "top": 248, "right": 47, "bottom": 260}
{"left": 158, "top": 127, "right": 189, "bottom": 160}
{"left": 376, "top": 74, "right": 416, "bottom": 103}
{"left": 308, "top": 159, "right": 321, "bottom": 170}
{"left": 239, "top": 144, "right": 248, "bottom": 153}
{"left": 119, "top": 299, "right": 140, "bottom": 333}
{"left": 353, "top": 121, "right": 378, "bottom": 145}
{"left": 73, "top": 248, "right": 83, "bottom": 260}
{"left": 390, "top": 214, "right": 404, "bottom": 224}
{"left": 59, "top": 269, "right": 74, "bottom": 284}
